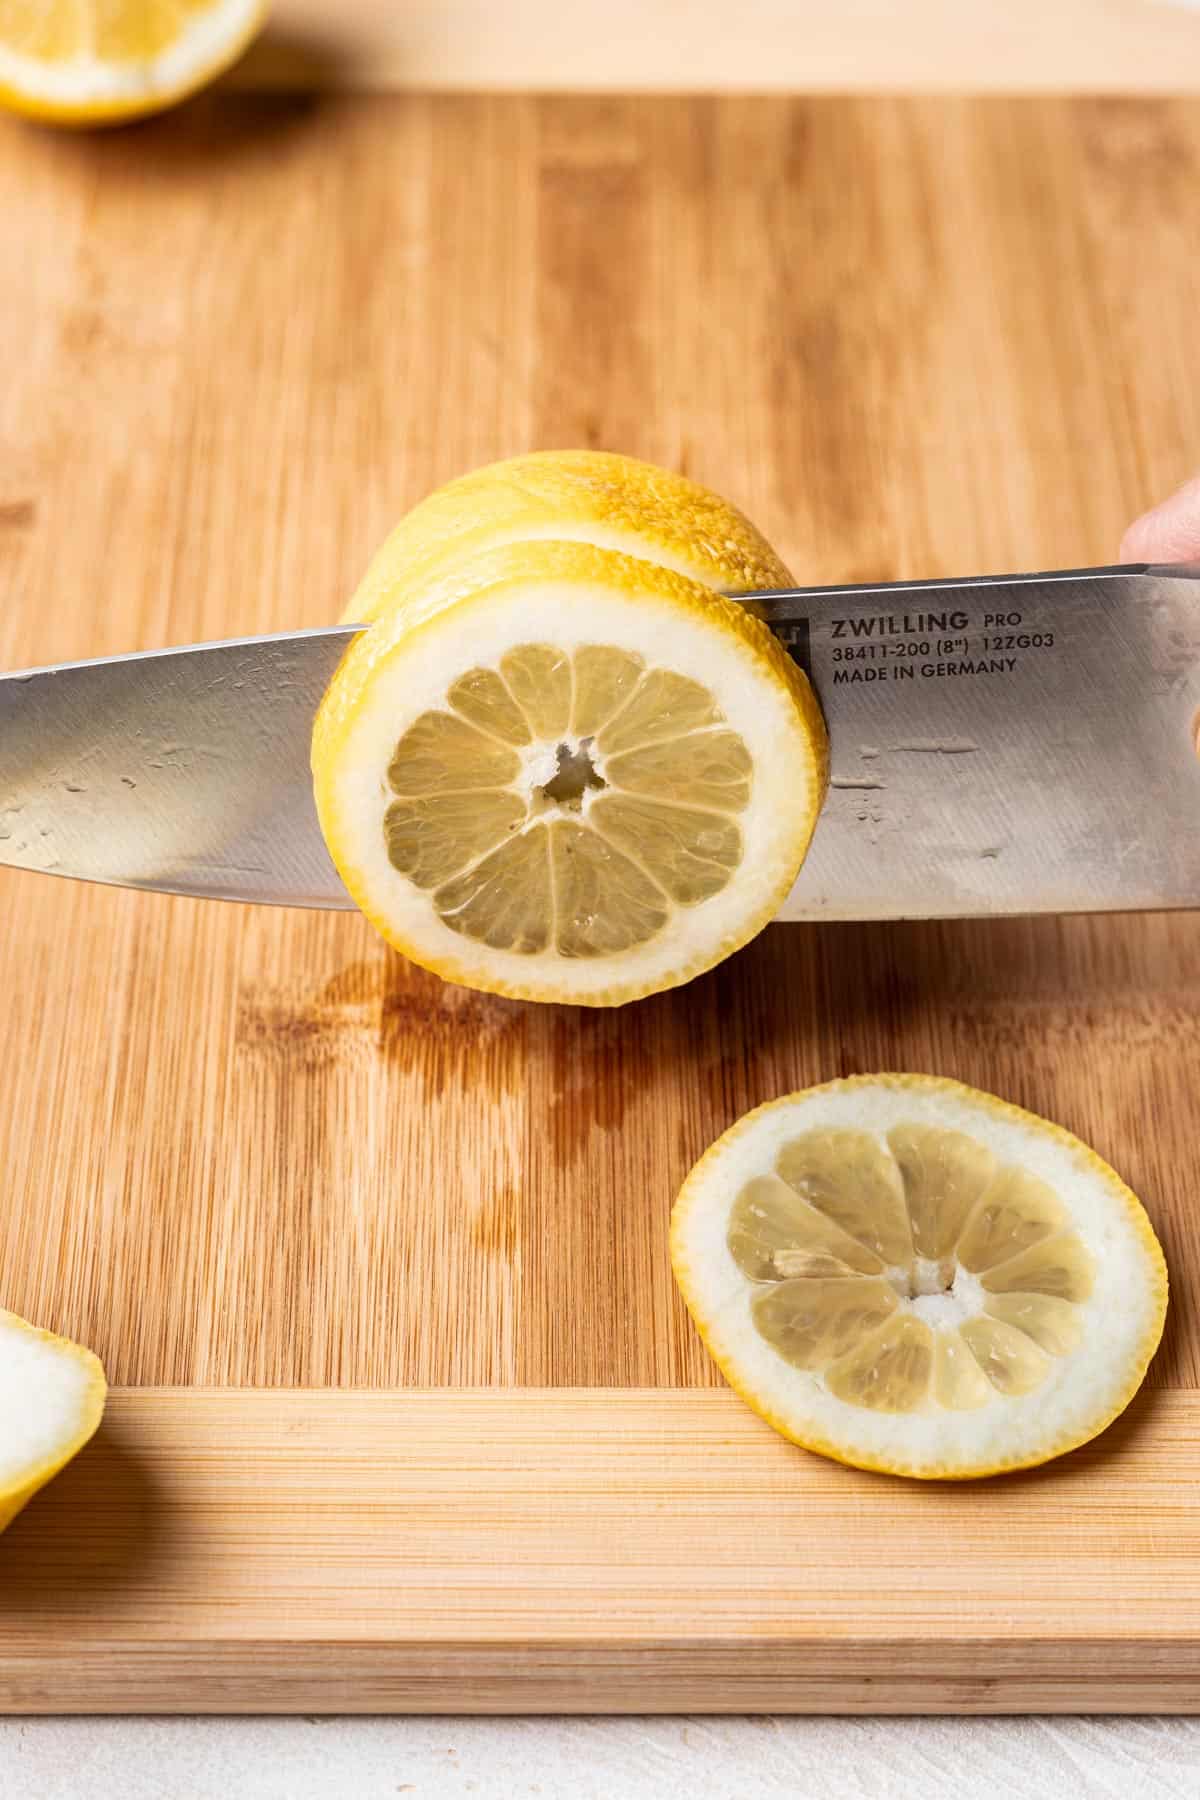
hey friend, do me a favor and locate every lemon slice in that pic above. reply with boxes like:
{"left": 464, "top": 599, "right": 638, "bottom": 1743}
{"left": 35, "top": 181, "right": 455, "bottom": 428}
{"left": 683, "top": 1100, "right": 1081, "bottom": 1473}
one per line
{"left": 314, "top": 536, "right": 826, "bottom": 1005}
{"left": 0, "top": 1309, "right": 106, "bottom": 1530}
{"left": 671, "top": 1076, "right": 1167, "bottom": 1478}
{"left": 0, "top": 0, "right": 264, "bottom": 125}
{"left": 341, "top": 450, "right": 796, "bottom": 627}
{"left": 316, "top": 542, "right": 825, "bottom": 1004}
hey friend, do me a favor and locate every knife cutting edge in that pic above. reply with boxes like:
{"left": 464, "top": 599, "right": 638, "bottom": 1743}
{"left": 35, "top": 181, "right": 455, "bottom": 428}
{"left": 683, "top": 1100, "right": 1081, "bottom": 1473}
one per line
{"left": 0, "top": 563, "right": 1197, "bottom": 921}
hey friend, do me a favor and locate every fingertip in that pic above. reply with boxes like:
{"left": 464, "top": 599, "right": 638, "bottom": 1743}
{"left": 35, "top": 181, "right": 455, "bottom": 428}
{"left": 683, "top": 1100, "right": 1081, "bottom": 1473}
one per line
{"left": 1120, "top": 474, "right": 1200, "bottom": 565}
{"left": 1120, "top": 516, "right": 1158, "bottom": 563}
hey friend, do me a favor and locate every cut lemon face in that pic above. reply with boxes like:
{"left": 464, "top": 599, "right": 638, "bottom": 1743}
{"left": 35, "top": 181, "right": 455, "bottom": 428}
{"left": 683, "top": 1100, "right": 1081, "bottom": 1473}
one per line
{"left": 0, "top": 0, "right": 264, "bottom": 125}
{"left": 314, "top": 538, "right": 826, "bottom": 1004}
{"left": 0, "top": 1309, "right": 106, "bottom": 1531}
{"left": 671, "top": 1076, "right": 1167, "bottom": 1478}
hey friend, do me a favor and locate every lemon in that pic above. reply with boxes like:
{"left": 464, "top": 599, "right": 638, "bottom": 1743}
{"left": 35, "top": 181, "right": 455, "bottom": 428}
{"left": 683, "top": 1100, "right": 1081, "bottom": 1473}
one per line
{"left": 671, "top": 1075, "right": 1167, "bottom": 1479}
{"left": 314, "top": 455, "right": 827, "bottom": 1006}
{"left": 0, "top": 0, "right": 265, "bottom": 125}
{"left": 0, "top": 1309, "right": 106, "bottom": 1530}
{"left": 341, "top": 450, "right": 796, "bottom": 627}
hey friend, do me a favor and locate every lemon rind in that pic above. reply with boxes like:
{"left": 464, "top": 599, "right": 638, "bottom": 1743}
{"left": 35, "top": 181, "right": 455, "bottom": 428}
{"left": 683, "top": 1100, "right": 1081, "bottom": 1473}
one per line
{"left": 342, "top": 450, "right": 796, "bottom": 628}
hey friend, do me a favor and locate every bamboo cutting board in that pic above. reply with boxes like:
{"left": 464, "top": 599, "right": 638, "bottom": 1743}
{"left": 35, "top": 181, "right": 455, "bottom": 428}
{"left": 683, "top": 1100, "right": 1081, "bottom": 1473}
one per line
{"left": 1, "top": 93, "right": 1200, "bottom": 1713}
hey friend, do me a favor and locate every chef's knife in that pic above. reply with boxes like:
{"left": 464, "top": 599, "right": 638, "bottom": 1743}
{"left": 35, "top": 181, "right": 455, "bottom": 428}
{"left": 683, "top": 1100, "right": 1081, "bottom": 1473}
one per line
{"left": 1, "top": 564, "right": 1197, "bottom": 921}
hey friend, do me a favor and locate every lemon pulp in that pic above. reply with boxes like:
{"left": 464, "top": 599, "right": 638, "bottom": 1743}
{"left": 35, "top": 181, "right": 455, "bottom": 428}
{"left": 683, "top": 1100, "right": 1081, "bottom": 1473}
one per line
{"left": 385, "top": 645, "right": 753, "bottom": 959}
{"left": 732, "top": 1127, "right": 1093, "bottom": 1412}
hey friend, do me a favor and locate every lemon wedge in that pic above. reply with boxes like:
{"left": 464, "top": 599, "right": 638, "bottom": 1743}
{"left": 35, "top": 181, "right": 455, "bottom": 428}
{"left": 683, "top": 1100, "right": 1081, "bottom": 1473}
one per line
{"left": 0, "top": 1309, "right": 106, "bottom": 1530}
{"left": 0, "top": 0, "right": 264, "bottom": 125}
{"left": 314, "top": 455, "right": 827, "bottom": 1006}
{"left": 671, "top": 1076, "right": 1167, "bottom": 1478}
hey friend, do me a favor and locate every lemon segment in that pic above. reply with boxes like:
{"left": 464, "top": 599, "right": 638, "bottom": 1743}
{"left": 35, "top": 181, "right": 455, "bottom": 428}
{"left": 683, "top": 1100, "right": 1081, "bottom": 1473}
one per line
{"left": 984, "top": 1291, "right": 1083, "bottom": 1356}
{"left": 751, "top": 1278, "right": 899, "bottom": 1371}
{"left": 0, "top": 1309, "right": 106, "bottom": 1531}
{"left": 0, "top": 0, "right": 264, "bottom": 124}
{"left": 589, "top": 795, "right": 742, "bottom": 907}
{"left": 728, "top": 1173, "right": 886, "bottom": 1280}
{"left": 956, "top": 1168, "right": 1067, "bottom": 1273}
{"left": 570, "top": 646, "right": 646, "bottom": 738}
{"left": 886, "top": 1124, "right": 996, "bottom": 1260}
{"left": 314, "top": 533, "right": 827, "bottom": 1005}
{"left": 933, "top": 1330, "right": 993, "bottom": 1411}
{"left": 671, "top": 1075, "right": 1168, "bottom": 1478}
{"left": 825, "top": 1315, "right": 936, "bottom": 1413}
{"left": 775, "top": 1130, "right": 913, "bottom": 1268}
{"left": 384, "top": 790, "right": 527, "bottom": 890}
{"left": 980, "top": 1231, "right": 1096, "bottom": 1301}
{"left": 958, "top": 1315, "right": 1051, "bottom": 1397}
{"left": 435, "top": 822, "right": 555, "bottom": 955}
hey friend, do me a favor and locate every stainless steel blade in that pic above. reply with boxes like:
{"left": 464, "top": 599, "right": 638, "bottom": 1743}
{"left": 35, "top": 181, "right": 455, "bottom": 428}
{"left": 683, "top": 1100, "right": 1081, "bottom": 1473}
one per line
{"left": 0, "top": 565, "right": 1197, "bottom": 919}
{"left": 0, "top": 628, "right": 362, "bottom": 908}
{"left": 767, "top": 564, "right": 1200, "bottom": 919}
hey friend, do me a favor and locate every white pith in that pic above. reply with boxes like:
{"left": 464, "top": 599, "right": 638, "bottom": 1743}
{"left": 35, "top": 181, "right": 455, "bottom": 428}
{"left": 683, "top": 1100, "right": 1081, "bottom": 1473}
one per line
{"left": 896, "top": 1265, "right": 983, "bottom": 1327}
{"left": 673, "top": 1080, "right": 1166, "bottom": 1476}
{"left": 0, "top": 1312, "right": 94, "bottom": 1488}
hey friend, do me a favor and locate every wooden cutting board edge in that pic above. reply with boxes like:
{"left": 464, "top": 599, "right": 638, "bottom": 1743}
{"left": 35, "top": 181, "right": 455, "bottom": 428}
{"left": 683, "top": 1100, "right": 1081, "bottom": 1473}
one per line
{"left": 3, "top": 1385, "right": 1199, "bottom": 1713}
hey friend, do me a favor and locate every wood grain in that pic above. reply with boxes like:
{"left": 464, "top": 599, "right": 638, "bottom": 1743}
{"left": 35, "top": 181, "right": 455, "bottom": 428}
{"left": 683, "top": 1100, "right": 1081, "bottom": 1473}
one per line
{"left": 4, "top": 1387, "right": 1200, "bottom": 1713}
{"left": 1, "top": 94, "right": 1199, "bottom": 1712}
{"left": 2, "top": 95, "right": 1198, "bottom": 1391}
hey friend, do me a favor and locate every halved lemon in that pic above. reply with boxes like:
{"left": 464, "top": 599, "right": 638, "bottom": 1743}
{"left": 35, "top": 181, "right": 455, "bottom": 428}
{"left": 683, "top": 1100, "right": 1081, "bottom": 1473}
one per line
{"left": 0, "top": 0, "right": 265, "bottom": 126}
{"left": 671, "top": 1076, "right": 1167, "bottom": 1478}
{"left": 314, "top": 456, "right": 827, "bottom": 1006}
{"left": 0, "top": 1309, "right": 106, "bottom": 1531}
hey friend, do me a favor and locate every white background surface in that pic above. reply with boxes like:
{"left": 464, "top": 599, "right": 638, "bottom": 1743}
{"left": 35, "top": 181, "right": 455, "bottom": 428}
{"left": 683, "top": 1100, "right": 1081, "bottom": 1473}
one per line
{"left": 2, "top": 1716, "right": 1200, "bottom": 1798}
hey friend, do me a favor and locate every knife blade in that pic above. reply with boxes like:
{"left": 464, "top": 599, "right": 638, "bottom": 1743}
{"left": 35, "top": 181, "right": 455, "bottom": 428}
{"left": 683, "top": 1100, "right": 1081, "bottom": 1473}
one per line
{"left": 766, "top": 562, "right": 1200, "bottom": 919}
{"left": 0, "top": 626, "right": 360, "bottom": 909}
{"left": 0, "top": 565, "right": 1197, "bottom": 919}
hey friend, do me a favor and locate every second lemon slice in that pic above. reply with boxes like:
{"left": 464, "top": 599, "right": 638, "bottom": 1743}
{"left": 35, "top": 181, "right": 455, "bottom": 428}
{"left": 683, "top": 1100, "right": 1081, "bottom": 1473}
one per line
{"left": 341, "top": 449, "right": 796, "bottom": 627}
{"left": 671, "top": 1076, "right": 1168, "bottom": 1477}
{"left": 314, "top": 539, "right": 826, "bottom": 1004}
